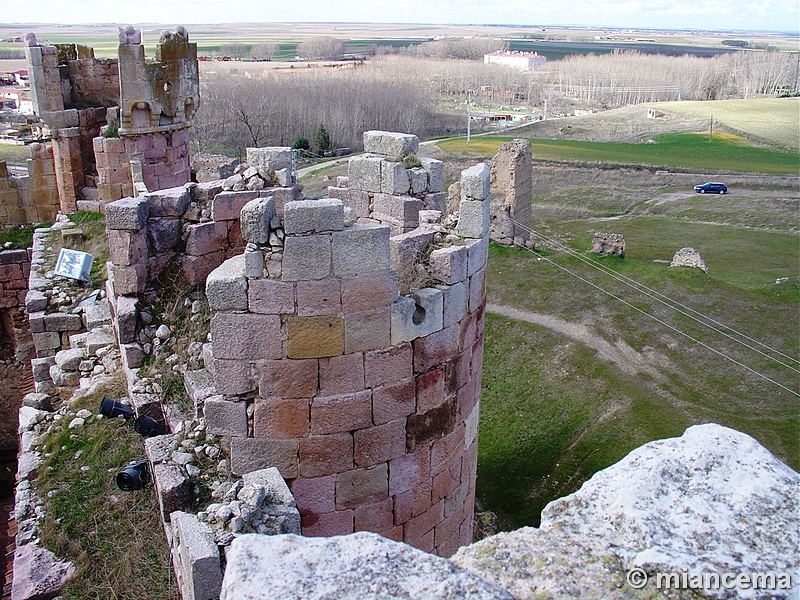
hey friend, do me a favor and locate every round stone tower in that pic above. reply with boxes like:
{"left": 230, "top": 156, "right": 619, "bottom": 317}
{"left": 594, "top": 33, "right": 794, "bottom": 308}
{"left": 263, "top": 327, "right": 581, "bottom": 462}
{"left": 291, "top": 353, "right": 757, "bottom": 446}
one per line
{"left": 205, "top": 132, "right": 488, "bottom": 557}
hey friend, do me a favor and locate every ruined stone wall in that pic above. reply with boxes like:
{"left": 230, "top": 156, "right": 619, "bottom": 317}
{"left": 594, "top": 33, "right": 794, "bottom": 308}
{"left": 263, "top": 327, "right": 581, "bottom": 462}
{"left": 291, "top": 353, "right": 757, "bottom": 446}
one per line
{"left": 203, "top": 133, "right": 487, "bottom": 558}
{"left": 489, "top": 138, "right": 532, "bottom": 246}
{"left": 0, "top": 249, "right": 32, "bottom": 360}
{"left": 103, "top": 148, "right": 301, "bottom": 370}
{"left": 0, "top": 144, "right": 60, "bottom": 226}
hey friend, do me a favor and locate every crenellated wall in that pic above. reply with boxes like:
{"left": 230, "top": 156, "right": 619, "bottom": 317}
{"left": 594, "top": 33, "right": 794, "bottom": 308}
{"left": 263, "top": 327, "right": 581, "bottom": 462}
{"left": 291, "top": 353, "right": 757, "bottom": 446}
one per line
{"left": 203, "top": 132, "right": 488, "bottom": 557}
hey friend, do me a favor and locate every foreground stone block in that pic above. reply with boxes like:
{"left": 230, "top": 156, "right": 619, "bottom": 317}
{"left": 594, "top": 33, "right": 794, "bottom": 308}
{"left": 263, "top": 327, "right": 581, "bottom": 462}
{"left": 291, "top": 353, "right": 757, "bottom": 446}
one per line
{"left": 171, "top": 511, "right": 222, "bottom": 600}
{"left": 453, "top": 424, "right": 800, "bottom": 600}
{"left": 12, "top": 543, "right": 76, "bottom": 600}
{"left": 154, "top": 464, "right": 193, "bottom": 521}
{"left": 282, "top": 234, "right": 332, "bottom": 281}
{"left": 241, "top": 196, "right": 276, "bottom": 245}
{"left": 287, "top": 315, "right": 344, "bottom": 359}
{"left": 220, "top": 533, "right": 512, "bottom": 600}
{"left": 363, "top": 131, "right": 420, "bottom": 157}
{"left": 390, "top": 288, "right": 444, "bottom": 344}
{"left": 105, "top": 196, "right": 149, "bottom": 230}
{"left": 348, "top": 156, "right": 383, "bottom": 193}
{"left": 231, "top": 437, "right": 299, "bottom": 478}
{"left": 285, "top": 199, "right": 344, "bottom": 235}
{"left": 331, "top": 224, "right": 390, "bottom": 277}
{"left": 206, "top": 255, "right": 248, "bottom": 311}
{"left": 204, "top": 396, "right": 247, "bottom": 437}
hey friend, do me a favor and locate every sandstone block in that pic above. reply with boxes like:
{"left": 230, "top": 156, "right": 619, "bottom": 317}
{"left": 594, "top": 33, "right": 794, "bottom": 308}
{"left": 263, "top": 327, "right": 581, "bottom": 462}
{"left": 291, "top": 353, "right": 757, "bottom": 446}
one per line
{"left": 429, "top": 245, "right": 468, "bottom": 285}
{"left": 364, "top": 343, "right": 412, "bottom": 388}
{"left": 389, "top": 228, "right": 434, "bottom": 271}
{"left": 340, "top": 270, "right": 398, "bottom": 313}
{"left": 25, "top": 290, "right": 48, "bottom": 313}
{"left": 154, "top": 464, "right": 193, "bottom": 520}
{"left": 205, "top": 255, "right": 248, "bottom": 311}
{"left": 120, "top": 342, "right": 145, "bottom": 369}
{"left": 204, "top": 397, "right": 248, "bottom": 437}
{"left": 112, "top": 262, "right": 147, "bottom": 295}
{"left": 406, "top": 397, "right": 457, "bottom": 452}
{"left": 438, "top": 282, "right": 468, "bottom": 329}
{"left": 420, "top": 157, "right": 444, "bottom": 193}
{"left": 185, "top": 220, "right": 227, "bottom": 256}
{"left": 211, "top": 312, "right": 282, "bottom": 360}
{"left": 287, "top": 315, "right": 343, "bottom": 359}
{"left": 116, "top": 295, "right": 139, "bottom": 343}
{"left": 27, "top": 311, "right": 45, "bottom": 333}
{"left": 299, "top": 433, "right": 354, "bottom": 477}
{"left": 300, "top": 509, "right": 354, "bottom": 537}
{"left": 331, "top": 224, "right": 390, "bottom": 277}
{"left": 291, "top": 475, "right": 336, "bottom": 515}
{"left": 310, "top": 389, "right": 372, "bottom": 435}
{"left": 344, "top": 306, "right": 391, "bottom": 354}
{"left": 296, "top": 277, "right": 341, "bottom": 317}
{"left": 282, "top": 234, "right": 332, "bottom": 281}
{"left": 393, "top": 480, "right": 433, "bottom": 525}
{"left": 354, "top": 419, "right": 406, "bottom": 468}
{"left": 211, "top": 190, "right": 259, "bottom": 221}
{"left": 241, "top": 196, "right": 276, "bottom": 245}
{"left": 417, "top": 365, "right": 446, "bottom": 413}
{"left": 105, "top": 196, "right": 149, "bottom": 230}
{"left": 33, "top": 331, "right": 60, "bottom": 352}
{"left": 107, "top": 229, "right": 148, "bottom": 266}
{"left": 455, "top": 199, "right": 490, "bottom": 239}
{"left": 372, "top": 377, "right": 416, "bottom": 425}
{"left": 212, "top": 359, "right": 255, "bottom": 395}
{"left": 231, "top": 437, "right": 299, "bottom": 478}
{"left": 285, "top": 199, "right": 344, "bottom": 235}
{"left": 246, "top": 147, "right": 293, "bottom": 173}
{"left": 336, "top": 463, "right": 388, "bottom": 509}
{"left": 465, "top": 237, "right": 489, "bottom": 276}
{"left": 469, "top": 267, "right": 486, "bottom": 312}
{"left": 405, "top": 499, "right": 444, "bottom": 541}
{"left": 44, "top": 312, "right": 82, "bottom": 332}
{"left": 363, "top": 131, "right": 419, "bottom": 157}
{"left": 412, "top": 323, "right": 460, "bottom": 373}
{"left": 389, "top": 445, "right": 432, "bottom": 497}
{"left": 354, "top": 497, "right": 395, "bottom": 533}
{"left": 146, "top": 188, "right": 190, "bottom": 218}
{"left": 254, "top": 397, "right": 311, "bottom": 439}
{"left": 319, "top": 353, "right": 365, "bottom": 396}
{"left": 258, "top": 358, "right": 319, "bottom": 398}
{"left": 248, "top": 277, "right": 295, "bottom": 315}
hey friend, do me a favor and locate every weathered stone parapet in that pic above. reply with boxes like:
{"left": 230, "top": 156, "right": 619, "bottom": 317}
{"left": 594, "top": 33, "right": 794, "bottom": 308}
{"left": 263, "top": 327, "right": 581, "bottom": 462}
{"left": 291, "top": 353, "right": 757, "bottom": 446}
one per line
{"left": 205, "top": 147, "right": 488, "bottom": 558}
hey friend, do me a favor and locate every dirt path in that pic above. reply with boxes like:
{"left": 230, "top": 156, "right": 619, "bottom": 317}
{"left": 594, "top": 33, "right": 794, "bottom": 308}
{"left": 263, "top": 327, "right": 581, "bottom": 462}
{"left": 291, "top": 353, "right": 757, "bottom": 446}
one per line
{"left": 486, "top": 302, "right": 665, "bottom": 380}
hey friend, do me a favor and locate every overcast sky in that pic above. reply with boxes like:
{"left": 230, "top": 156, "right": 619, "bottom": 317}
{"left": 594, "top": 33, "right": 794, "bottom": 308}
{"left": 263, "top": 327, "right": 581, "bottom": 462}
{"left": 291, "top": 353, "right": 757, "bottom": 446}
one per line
{"left": 15, "top": 0, "right": 800, "bottom": 33}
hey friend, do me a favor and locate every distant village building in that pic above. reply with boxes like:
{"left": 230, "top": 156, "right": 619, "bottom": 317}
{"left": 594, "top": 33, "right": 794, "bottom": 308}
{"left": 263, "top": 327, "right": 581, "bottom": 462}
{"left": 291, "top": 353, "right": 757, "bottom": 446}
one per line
{"left": 484, "top": 50, "right": 546, "bottom": 71}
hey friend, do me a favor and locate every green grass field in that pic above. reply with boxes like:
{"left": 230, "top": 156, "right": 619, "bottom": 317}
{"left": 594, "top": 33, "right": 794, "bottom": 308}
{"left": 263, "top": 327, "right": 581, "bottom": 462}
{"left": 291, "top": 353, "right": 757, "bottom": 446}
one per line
{"left": 439, "top": 131, "right": 800, "bottom": 174}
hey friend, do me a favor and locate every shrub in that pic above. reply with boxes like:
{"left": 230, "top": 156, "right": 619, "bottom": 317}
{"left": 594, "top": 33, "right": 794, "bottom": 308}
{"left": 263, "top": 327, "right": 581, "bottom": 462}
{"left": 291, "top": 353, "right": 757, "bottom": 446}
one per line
{"left": 292, "top": 137, "right": 310, "bottom": 150}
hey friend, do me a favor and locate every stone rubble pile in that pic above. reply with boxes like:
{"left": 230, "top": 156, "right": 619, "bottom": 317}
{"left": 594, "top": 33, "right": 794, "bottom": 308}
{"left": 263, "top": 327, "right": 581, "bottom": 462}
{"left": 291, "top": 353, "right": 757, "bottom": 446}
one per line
{"left": 670, "top": 247, "right": 708, "bottom": 272}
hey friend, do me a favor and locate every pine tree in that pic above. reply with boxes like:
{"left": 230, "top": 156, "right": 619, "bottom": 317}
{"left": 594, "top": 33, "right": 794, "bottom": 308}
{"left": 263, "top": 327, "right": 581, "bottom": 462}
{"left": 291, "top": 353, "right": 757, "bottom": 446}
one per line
{"left": 315, "top": 124, "right": 331, "bottom": 154}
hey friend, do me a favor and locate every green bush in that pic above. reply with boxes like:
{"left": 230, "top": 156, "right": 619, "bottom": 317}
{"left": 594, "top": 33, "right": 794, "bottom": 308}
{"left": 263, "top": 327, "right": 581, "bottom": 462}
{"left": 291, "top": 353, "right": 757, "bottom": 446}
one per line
{"left": 292, "top": 137, "right": 310, "bottom": 150}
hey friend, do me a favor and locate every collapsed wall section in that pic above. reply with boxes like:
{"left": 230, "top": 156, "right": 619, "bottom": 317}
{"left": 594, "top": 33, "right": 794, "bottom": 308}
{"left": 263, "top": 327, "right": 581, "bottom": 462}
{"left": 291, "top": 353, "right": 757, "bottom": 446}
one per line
{"left": 204, "top": 133, "right": 488, "bottom": 558}
{"left": 0, "top": 144, "right": 60, "bottom": 226}
{"left": 488, "top": 138, "right": 532, "bottom": 246}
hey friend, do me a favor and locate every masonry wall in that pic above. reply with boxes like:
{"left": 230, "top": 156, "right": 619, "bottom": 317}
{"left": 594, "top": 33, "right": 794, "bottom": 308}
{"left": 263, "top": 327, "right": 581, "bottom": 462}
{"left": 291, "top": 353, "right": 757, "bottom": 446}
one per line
{"left": 0, "top": 144, "right": 60, "bottom": 226}
{"left": 204, "top": 133, "right": 488, "bottom": 558}
{"left": 488, "top": 138, "right": 532, "bottom": 246}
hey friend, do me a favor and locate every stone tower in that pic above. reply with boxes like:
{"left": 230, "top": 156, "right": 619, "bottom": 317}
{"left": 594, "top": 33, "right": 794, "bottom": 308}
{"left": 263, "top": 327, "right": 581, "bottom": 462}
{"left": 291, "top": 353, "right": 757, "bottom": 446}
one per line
{"left": 205, "top": 132, "right": 488, "bottom": 557}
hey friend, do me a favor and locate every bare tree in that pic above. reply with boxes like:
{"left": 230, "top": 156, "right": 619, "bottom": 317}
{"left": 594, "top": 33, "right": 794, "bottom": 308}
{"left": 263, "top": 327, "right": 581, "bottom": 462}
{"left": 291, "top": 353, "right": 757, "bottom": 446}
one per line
{"left": 253, "top": 42, "right": 280, "bottom": 61}
{"left": 296, "top": 37, "right": 346, "bottom": 60}
{"left": 219, "top": 43, "right": 250, "bottom": 61}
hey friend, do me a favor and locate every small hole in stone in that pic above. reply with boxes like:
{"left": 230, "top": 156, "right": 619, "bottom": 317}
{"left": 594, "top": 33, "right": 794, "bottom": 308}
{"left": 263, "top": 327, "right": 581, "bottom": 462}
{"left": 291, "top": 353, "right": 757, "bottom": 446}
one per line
{"left": 412, "top": 302, "right": 426, "bottom": 325}
{"left": 163, "top": 82, "right": 171, "bottom": 92}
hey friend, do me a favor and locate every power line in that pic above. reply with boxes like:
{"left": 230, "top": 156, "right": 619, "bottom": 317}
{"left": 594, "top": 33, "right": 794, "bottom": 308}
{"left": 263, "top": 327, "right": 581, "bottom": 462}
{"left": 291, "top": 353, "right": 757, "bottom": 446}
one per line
{"left": 505, "top": 230, "right": 800, "bottom": 398}
{"left": 510, "top": 219, "right": 800, "bottom": 373}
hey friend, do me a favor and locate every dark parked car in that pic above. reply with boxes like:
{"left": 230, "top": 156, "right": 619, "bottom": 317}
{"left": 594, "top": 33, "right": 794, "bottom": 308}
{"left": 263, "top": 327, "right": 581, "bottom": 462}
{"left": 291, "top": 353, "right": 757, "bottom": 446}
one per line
{"left": 694, "top": 182, "right": 728, "bottom": 194}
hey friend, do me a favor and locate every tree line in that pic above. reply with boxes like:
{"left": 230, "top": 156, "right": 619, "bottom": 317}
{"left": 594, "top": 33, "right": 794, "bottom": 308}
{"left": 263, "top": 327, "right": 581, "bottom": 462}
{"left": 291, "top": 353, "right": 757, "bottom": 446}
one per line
{"left": 192, "top": 46, "right": 799, "bottom": 156}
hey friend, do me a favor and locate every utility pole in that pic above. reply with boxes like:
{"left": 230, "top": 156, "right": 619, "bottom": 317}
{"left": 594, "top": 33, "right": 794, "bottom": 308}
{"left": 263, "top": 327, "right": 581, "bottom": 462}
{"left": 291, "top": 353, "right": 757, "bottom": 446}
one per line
{"left": 466, "top": 89, "right": 474, "bottom": 144}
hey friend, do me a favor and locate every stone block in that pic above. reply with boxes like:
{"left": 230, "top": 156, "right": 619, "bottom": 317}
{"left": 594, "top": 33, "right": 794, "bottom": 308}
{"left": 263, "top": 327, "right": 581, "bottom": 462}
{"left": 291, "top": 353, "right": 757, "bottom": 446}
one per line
{"left": 296, "top": 277, "right": 341, "bottom": 317}
{"left": 420, "top": 158, "right": 444, "bottom": 193}
{"left": 363, "top": 131, "right": 419, "bottom": 157}
{"left": 230, "top": 437, "right": 299, "bottom": 479}
{"left": 211, "top": 190, "right": 259, "bottom": 221}
{"left": 105, "top": 196, "right": 149, "bottom": 230}
{"left": 246, "top": 147, "right": 293, "bottom": 173}
{"left": 354, "top": 419, "right": 406, "bottom": 468}
{"left": 49, "top": 365, "right": 79, "bottom": 387}
{"left": 465, "top": 400, "right": 480, "bottom": 450}
{"left": 409, "top": 168, "right": 428, "bottom": 196}
{"left": 241, "top": 196, "right": 276, "bottom": 245}
{"left": 373, "top": 194, "right": 422, "bottom": 225}
{"left": 389, "top": 445, "right": 432, "bottom": 496}
{"left": 54, "top": 347, "right": 85, "bottom": 371}
{"left": 372, "top": 377, "right": 415, "bottom": 425}
{"left": 260, "top": 186, "right": 300, "bottom": 216}
{"left": 205, "top": 255, "right": 248, "bottom": 311}
{"left": 211, "top": 312, "right": 282, "bottom": 360}
{"left": 154, "top": 464, "right": 193, "bottom": 520}
{"left": 331, "top": 224, "right": 390, "bottom": 278}
{"left": 301, "top": 509, "right": 355, "bottom": 537}
{"left": 112, "top": 263, "right": 147, "bottom": 296}
{"left": 364, "top": 343, "right": 412, "bottom": 388}
{"left": 389, "top": 229, "right": 434, "bottom": 271}
{"left": 285, "top": 199, "right": 344, "bottom": 235}
{"left": 469, "top": 267, "right": 486, "bottom": 312}
{"left": 328, "top": 187, "right": 370, "bottom": 219}
{"left": 186, "top": 220, "right": 228, "bottom": 256}
{"left": 354, "top": 497, "right": 395, "bottom": 533}
{"left": 86, "top": 328, "right": 116, "bottom": 355}
{"left": 170, "top": 511, "right": 222, "bottom": 600}
{"left": 84, "top": 298, "right": 112, "bottom": 329}
{"left": 282, "top": 234, "right": 332, "bottom": 282}
{"left": 412, "top": 323, "right": 460, "bottom": 373}
{"left": 348, "top": 156, "right": 383, "bottom": 193}
{"left": 116, "top": 295, "right": 139, "bottom": 344}
{"left": 299, "top": 433, "right": 354, "bottom": 477}
{"left": 44, "top": 312, "right": 82, "bottom": 332}
{"left": 182, "top": 252, "right": 225, "bottom": 288}
{"left": 318, "top": 352, "right": 365, "bottom": 396}
{"left": 33, "top": 331, "right": 60, "bottom": 352}
{"left": 248, "top": 278, "right": 295, "bottom": 315}
{"left": 465, "top": 237, "right": 489, "bottom": 276}
{"left": 204, "top": 397, "right": 248, "bottom": 437}
{"left": 455, "top": 199, "right": 490, "bottom": 239}
{"left": 344, "top": 306, "right": 391, "bottom": 353}
{"left": 390, "top": 288, "right": 444, "bottom": 345}
{"left": 25, "top": 290, "right": 48, "bottom": 313}
{"left": 417, "top": 365, "right": 446, "bottom": 413}
{"left": 290, "top": 475, "right": 335, "bottom": 515}
{"left": 340, "top": 270, "right": 398, "bottom": 313}
{"left": 407, "top": 396, "right": 457, "bottom": 452}
{"left": 244, "top": 249, "right": 264, "bottom": 278}
{"left": 460, "top": 163, "right": 490, "bottom": 201}
{"left": 380, "top": 161, "right": 410, "bottom": 195}
{"left": 424, "top": 192, "right": 446, "bottom": 212}
{"left": 147, "top": 218, "right": 182, "bottom": 253}
{"left": 146, "top": 188, "right": 190, "bottom": 218}
{"left": 212, "top": 359, "right": 255, "bottom": 395}
{"left": 258, "top": 358, "right": 319, "bottom": 399}
{"left": 184, "top": 368, "right": 217, "bottom": 408}
{"left": 437, "top": 282, "right": 468, "bottom": 329}
{"left": 28, "top": 311, "right": 45, "bottom": 334}
{"left": 287, "top": 315, "right": 343, "bottom": 359}
{"left": 335, "top": 463, "right": 388, "bottom": 509}
{"left": 310, "top": 390, "right": 372, "bottom": 435}
{"left": 30, "top": 357, "right": 55, "bottom": 382}
{"left": 254, "top": 397, "right": 310, "bottom": 439}
{"left": 429, "top": 245, "right": 468, "bottom": 285}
